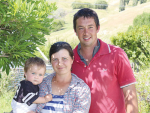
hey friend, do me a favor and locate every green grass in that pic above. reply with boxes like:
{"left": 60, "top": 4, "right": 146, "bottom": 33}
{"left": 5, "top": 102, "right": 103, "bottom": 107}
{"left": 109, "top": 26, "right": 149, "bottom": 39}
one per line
{"left": 135, "top": 68, "right": 150, "bottom": 113}
{"left": 0, "top": 91, "right": 15, "bottom": 113}
{"left": 1, "top": 66, "right": 150, "bottom": 112}
{"left": 0, "top": 71, "right": 17, "bottom": 112}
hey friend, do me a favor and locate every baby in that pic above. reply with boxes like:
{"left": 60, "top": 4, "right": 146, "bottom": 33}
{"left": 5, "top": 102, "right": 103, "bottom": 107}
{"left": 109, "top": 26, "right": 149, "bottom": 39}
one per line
{"left": 11, "top": 57, "right": 52, "bottom": 113}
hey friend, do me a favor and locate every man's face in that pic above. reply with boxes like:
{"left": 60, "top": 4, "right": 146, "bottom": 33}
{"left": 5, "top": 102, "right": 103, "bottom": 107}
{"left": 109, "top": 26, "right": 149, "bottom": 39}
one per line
{"left": 75, "top": 17, "right": 100, "bottom": 47}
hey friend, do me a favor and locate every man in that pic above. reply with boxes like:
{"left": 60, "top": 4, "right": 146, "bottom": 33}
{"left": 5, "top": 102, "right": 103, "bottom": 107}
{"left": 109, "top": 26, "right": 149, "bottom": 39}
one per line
{"left": 71, "top": 8, "right": 138, "bottom": 113}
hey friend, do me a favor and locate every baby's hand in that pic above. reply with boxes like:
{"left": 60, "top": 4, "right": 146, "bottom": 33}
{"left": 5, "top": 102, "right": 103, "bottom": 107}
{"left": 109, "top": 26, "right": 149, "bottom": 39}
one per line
{"left": 45, "top": 94, "right": 52, "bottom": 102}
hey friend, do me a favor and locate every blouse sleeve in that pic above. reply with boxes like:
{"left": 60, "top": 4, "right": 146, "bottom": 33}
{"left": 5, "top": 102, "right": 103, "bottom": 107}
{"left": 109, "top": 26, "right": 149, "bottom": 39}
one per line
{"left": 73, "top": 82, "right": 91, "bottom": 113}
{"left": 35, "top": 79, "right": 48, "bottom": 113}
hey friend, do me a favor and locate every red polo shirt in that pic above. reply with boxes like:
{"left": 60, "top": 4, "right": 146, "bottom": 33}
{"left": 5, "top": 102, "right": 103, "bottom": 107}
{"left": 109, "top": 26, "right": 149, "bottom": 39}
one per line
{"left": 72, "top": 39, "right": 136, "bottom": 113}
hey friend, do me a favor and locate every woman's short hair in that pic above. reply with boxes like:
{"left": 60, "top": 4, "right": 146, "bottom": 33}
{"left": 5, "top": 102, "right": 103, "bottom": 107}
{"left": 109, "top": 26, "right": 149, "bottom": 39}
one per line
{"left": 49, "top": 42, "right": 74, "bottom": 62}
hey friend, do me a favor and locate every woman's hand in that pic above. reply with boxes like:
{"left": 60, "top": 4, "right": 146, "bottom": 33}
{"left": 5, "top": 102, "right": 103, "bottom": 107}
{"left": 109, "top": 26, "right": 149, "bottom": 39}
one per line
{"left": 27, "top": 111, "right": 36, "bottom": 113}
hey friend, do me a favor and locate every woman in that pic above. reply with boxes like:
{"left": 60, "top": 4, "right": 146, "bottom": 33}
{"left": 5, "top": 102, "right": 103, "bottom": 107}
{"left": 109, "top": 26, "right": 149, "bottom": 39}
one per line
{"left": 35, "top": 42, "right": 91, "bottom": 113}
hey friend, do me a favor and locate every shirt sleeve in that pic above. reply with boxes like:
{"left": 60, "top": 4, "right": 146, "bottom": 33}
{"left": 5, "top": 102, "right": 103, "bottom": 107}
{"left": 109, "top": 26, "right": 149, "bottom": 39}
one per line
{"left": 25, "top": 82, "right": 39, "bottom": 106}
{"left": 115, "top": 48, "right": 136, "bottom": 87}
{"left": 13, "top": 81, "right": 39, "bottom": 106}
{"left": 72, "top": 82, "right": 91, "bottom": 113}
{"left": 35, "top": 79, "right": 48, "bottom": 113}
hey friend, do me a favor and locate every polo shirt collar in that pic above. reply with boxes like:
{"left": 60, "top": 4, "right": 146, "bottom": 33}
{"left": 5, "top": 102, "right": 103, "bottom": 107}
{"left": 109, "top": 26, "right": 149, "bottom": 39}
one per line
{"left": 97, "top": 39, "right": 111, "bottom": 55}
{"left": 77, "top": 40, "right": 100, "bottom": 65}
{"left": 77, "top": 40, "right": 100, "bottom": 57}
{"left": 74, "top": 39, "right": 111, "bottom": 63}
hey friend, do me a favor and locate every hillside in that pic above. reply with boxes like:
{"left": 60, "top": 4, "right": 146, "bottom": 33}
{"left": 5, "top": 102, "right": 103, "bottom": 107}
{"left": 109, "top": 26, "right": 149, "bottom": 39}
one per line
{"left": 99, "top": 1, "right": 150, "bottom": 43}
{"left": 46, "top": 0, "right": 150, "bottom": 45}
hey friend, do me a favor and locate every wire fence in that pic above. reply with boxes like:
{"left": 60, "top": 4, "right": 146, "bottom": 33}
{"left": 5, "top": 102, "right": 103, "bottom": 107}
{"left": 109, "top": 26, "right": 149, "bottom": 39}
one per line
{"left": 8, "top": 63, "right": 139, "bottom": 91}
{"left": 7, "top": 65, "right": 53, "bottom": 92}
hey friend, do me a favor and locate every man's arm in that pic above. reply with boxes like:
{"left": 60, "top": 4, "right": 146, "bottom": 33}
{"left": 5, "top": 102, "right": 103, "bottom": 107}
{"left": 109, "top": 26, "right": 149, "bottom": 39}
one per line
{"left": 122, "top": 84, "right": 138, "bottom": 113}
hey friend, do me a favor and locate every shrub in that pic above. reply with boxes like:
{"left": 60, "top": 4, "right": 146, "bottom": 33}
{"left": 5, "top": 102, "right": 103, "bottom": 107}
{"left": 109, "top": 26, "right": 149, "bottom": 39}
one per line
{"left": 72, "top": 0, "right": 93, "bottom": 9}
{"left": 52, "top": 8, "right": 67, "bottom": 19}
{"left": 95, "top": 0, "right": 108, "bottom": 9}
{"left": 133, "top": 0, "right": 138, "bottom": 6}
{"left": 0, "top": 71, "right": 16, "bottom": 95}
{"left": 110, "top": 25, "right": 150, "bottom": 68}
{"left": 139, "top": 0, "right": 147, "bottom": 4}
{"left": 0, "top": 91, "right": 14, "bottom": 112}
{"left": 125, "top": 0, "right": 130, "bottom": 5}
{"left": 51, "top": 19, "right": 65, "bottom": 32}
{"left": 133, "top": 12, "right": 150, "bottom": 27}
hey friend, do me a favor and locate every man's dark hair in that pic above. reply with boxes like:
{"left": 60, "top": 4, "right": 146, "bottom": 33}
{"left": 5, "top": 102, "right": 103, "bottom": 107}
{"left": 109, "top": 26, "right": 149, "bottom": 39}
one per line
{"left": 49, "top": 41, "right": 74, "bottom": 62}
{"left": 73, "top": 8, "right": 100, "bottom": 32}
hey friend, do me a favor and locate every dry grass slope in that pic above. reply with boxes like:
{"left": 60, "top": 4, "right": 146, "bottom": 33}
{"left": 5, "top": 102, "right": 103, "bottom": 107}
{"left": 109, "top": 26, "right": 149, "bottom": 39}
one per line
{"left": 46, "top": 0, "right": 150, "bottom": 45}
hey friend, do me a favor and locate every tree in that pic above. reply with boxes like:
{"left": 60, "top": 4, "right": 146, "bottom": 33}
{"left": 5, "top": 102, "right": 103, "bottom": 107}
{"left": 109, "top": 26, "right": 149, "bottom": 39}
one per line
{"left": 125, "top": 0, "right": 130, "bottom": 5}
{"left": 140, "top": 0, "right": 147, "bottom": 4}
{"left": 119, "top": 0, "right": 125, "bottom": 12}
{"left": 95, "top": 0, "right": 108, "bottom": 9}
{"left": 110, "top": 25, "right": 150, "bottom": 69}
{"left": 133, "top": 0, "right": 138, "bottom": 6}
{"left": 0, "top": 0, "right": 57, "bottom": 77}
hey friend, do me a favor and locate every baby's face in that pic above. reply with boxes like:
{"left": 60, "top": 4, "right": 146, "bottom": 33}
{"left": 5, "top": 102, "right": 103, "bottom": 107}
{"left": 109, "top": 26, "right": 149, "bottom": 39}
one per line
{"left": 24, "top": 65, "right": 45, "bottom": 85}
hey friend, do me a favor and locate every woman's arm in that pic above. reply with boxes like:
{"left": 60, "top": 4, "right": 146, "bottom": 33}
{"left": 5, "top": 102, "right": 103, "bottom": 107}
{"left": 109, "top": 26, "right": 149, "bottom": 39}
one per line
{"left": 73, "top": 83, "right": 91, "bottom": 113}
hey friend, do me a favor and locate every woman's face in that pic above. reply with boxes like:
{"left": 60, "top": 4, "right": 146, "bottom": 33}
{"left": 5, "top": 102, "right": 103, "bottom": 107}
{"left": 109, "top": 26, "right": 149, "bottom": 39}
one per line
{"left": 51, "top": 49, "right": 73, "bottom": 75}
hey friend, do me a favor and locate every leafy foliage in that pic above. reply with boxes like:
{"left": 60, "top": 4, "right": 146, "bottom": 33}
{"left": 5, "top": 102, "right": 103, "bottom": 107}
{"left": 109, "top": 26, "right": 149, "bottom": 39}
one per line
{"left": 0, "top": 71, "right": 16, "bottom": 112}
{"left": 0, "top": 91, "right": 14, "bottom": 112}
{"left": 111, "top": 12, "right": 150, "bottom": 68}
{"left": 132, "top": 12, "right": 150, "bottom": 27}
{"left": 72, "top": 0, "right": 93, "bottom": 9}
{"left": 119, "top": 0, "right": 125, "bottom": 12}
{"left": 110, "top": 25, "right": 150, "bottom": 67}
{"left": 133, "top": 0, "right": 138, "bottom": 6}
{"left": 139, "top": 0, "right": 147, "bottom": 4}
{"left": 119, "top": 0, "right": 148, "bottom": 11}
{"left": 51, "top": 19, "right": 65, "bottom": 32}
{"left": 95, "top": 0, "right": 108, "bottom": 9}
{"left": 125, "top": 0, "right": 130, "bottom": 5}
{"left": 0, "top": 0, "right": 57, "bottom": 76}
{"left": 0, "top": 71, "right": 15, "bottom": 95}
